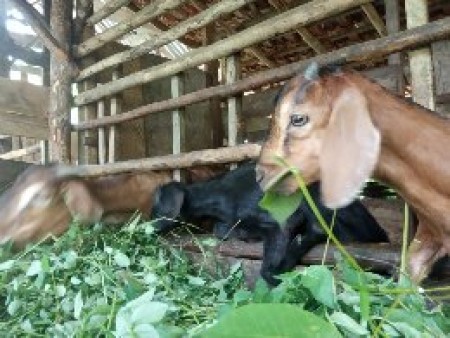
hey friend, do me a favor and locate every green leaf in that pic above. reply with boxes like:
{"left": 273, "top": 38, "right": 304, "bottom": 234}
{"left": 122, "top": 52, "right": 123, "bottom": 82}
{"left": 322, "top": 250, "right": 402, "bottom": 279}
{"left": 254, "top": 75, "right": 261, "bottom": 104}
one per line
{"left": 26, "top": 260, "right": 42, "bottom": 276}
{"left": 114, "top": 251, "right": 131, "bottom": 268}
{"left": 133, "top": 323, "right": 159, "bottom": 338}
{"left": 301, "top": 266, "right": 336, "bottom": 308}
{"left": 198, "top": 304, "right": 342, "bottom": 338}
{"left": 0, "top": 259, "right": 15, "bottom": 271}
{"left": 188, "top": 276, "right": 206, "bottom": 286}
{"left": 74, "top": 291, "right": 83, "bottom": 320}
{"left": 7, "top": 300, "right": 21, "bottom": 315}
{"left": 329, "top": 311, "right": 369, "bottom": 336}
{"left": 131, "top": 302, "right": 169, "bottom": 324}
{"left": 259, "top": 189, "right": 303, "bottom": 226}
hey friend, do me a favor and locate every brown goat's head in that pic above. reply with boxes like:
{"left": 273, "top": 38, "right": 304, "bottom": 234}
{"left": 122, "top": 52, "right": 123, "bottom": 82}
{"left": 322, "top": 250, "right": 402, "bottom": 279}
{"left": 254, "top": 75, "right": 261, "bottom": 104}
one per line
{"left": 0, "top": 165, "right": 103, "bottom": 248}
{"left": 257, "top": 63, "right": 380, "bottom": 208}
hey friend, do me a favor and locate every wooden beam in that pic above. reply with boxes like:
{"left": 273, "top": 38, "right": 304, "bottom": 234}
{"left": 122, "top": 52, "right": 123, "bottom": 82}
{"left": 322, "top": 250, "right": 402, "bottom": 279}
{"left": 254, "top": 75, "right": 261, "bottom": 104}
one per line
{"left": 48, "top": 0, "right": 73, "bottom": 162}
{"left": 361, "top": 3, "right": 387, "bottom": 37}
{"left": 72, "top": 17, "right": 450, "bottom": 131}
{"left": 66, "top": 143, "right": 261, "bottom": 177}
{"left": 11, "top": 0, "right": 70, "bottom": 63}
{"left": 385, "top": 0, "right": 403, "bottom": 93}
{"left": 74, "top": 0, "right": 371, "bottom": 105}
{"left": 0, "top": 144, "right": 40, "bottom": 160}
{"left": 86, "top": 0, "right": 131, "bottom": 26}
{"left": 405, "top": 0, "right": 435, "bottom": 110}
{"left": 171, "top": 73, "right": 185, "bottom": 181}
{"left": 77, "top": 0, "right": 256, "bottom": 81}
{"left": 267, "top": 0, "right": 326, "bottom": 54}
{"left": 74, "top": 0, "right": 189, "bottom": 58}
{"left": 74, "top": 0, "right": 93, "bottom": 44}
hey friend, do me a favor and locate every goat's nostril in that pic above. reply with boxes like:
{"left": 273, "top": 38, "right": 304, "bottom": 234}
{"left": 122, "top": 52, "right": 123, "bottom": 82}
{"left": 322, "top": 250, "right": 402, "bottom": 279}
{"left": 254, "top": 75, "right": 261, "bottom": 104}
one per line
{"left": 255, "top": 166, "right": 265, "bottom": 183}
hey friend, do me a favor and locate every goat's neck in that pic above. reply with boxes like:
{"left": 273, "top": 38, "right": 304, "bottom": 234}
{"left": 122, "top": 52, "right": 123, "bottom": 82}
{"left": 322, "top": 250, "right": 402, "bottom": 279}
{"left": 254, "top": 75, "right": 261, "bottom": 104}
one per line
{"left": 362, "top": 80, "right": 450, "bottom": 225}
{"left": 185, "top": 183, "right": 227, "bottom": 220}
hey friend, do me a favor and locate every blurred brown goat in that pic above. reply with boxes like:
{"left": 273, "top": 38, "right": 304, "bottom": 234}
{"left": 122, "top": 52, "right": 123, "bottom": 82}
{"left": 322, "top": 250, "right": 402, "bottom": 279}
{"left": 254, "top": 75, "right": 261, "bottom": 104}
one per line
{"left": 0, "top": 164, "right": 171, "bottom": 249}
{"left": 257, "top": 63, "right": 450, "bottom": 283}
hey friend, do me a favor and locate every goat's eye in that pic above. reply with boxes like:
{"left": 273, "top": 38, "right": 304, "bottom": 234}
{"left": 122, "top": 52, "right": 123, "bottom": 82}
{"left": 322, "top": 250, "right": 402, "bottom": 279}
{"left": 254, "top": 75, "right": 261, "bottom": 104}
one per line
{"left": 290, "top": 114, "right": 309, "bottom": 127}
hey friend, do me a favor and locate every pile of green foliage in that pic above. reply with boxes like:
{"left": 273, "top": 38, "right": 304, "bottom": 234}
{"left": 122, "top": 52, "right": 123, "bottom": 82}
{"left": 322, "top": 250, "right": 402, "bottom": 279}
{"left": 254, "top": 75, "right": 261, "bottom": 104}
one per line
{"left": 1, "top": 216, "right": 449, "bottom": 337}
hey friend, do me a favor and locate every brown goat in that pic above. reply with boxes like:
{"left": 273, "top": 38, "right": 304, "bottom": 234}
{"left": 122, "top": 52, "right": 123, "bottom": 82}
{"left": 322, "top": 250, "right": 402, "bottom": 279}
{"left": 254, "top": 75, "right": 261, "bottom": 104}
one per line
{"left": 0, "top": 164, "right": 171, "bottom": 249}
{"left": 257, "top": 63, "right": 450, "bottom": 282}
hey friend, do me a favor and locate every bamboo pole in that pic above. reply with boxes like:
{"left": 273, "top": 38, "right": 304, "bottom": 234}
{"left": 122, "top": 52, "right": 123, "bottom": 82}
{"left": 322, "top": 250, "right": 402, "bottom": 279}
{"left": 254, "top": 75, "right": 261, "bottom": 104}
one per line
{"left": 405, "top": 0, "right": 435, "bottom": 110}
{"left": 361, "top": 3, "right": 387, "bottom": 37}
{"left": 69, "top": 144, "right": 261, "bottom": 177}
{"left": 74, "top": 0, "right": 371, "bottom": 105}
{"left": 86, "top": 0, "right": 131, "bottom": 26}
{"left": 48, "top": 0, "right": 73, "bottom": 163}
{"left": 171, "top": 73, "right": 185, "bottom": 181}
{"left": 77, "top": 0, "right": 256, "bottom": 80}
{"left": 108, "top": 70, "right": 121, "bottom": 163}
{"left": 11, "top": 0, "right": 70, "bottom": 63}
{"left": 73, "top": 16, "right": 450, "bottom": 131}
{"left": 97, "top": 84, "right": 106, "bottom": 164}
{"left": 74, "top": 0, "right": 189, "bottom": 58}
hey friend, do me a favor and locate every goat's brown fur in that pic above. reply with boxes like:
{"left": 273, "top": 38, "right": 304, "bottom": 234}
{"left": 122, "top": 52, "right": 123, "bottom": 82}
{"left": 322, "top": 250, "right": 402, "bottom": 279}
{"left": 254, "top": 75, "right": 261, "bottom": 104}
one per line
{"left": 257, "top": 68, "right": 450, "bottom": 282}
{"left": 0, "top": 165, "right": 171, "bottom": 249}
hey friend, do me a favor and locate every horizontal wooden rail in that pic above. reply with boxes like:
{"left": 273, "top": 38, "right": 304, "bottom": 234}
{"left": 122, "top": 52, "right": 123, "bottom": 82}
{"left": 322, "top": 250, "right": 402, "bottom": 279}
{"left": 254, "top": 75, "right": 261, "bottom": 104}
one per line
{"left": 73, "top": 16, "right": 450, "bottom": 131}
{"left": 67, "top": 143, "right": 261, "bottom": 176}
{"left": 0, "top": 144, "right": 41, "bottom": 160}
{"left": 86, "top": 0, "right": 131, "bottom": 26}
{"left": 74, "top": 0, "right": 370, "bottom": 105}
{"left": 77, "top": 0, "right": 256, "bottom": 81}
{"left": 74, "top": 0, "right": 189, "bottom": 58}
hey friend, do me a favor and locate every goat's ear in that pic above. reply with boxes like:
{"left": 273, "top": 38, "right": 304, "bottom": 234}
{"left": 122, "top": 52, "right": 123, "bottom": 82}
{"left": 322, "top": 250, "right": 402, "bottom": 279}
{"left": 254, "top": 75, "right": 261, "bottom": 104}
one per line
{"left": 62, "top": 181, "right": 104, "bottom": 223}
{"left": 319, "top": 86, "right": 380, "bottom": 208}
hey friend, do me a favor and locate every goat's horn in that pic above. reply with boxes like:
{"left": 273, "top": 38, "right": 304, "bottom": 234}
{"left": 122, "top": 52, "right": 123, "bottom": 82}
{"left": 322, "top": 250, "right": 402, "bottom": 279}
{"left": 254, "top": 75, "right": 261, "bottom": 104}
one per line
{"left": 304, "top": 62, "right": 319, "bottom": 80}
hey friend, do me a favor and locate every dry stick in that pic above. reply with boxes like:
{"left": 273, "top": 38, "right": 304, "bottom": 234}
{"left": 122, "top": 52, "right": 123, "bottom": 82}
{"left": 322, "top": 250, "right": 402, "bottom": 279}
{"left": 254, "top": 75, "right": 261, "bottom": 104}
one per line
{"left": 69, "top": 143, "right": 261, "bottom": 177}
{"left": 76, "top": 0, "right": 256, "bottom": 80}
{"left": 74, "top": 0, "right": 371, "bottom": 105}
{"left": 74, "top": 0, "right": 189, "bottom": 58}
{"left": 73, "top": 16, "right": 450, "bottom": 131}
{"left": 10, "top": 0, "right": 70, "bottom": 62}
{"left": 86, "top": 0, "right": 131, "bottom": 26}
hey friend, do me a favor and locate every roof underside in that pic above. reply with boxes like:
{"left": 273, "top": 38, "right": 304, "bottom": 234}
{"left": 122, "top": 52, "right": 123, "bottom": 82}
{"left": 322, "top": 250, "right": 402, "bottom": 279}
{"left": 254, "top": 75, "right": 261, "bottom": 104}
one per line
{"left": 128, "top": 0, "right": 450, "bottom": 77}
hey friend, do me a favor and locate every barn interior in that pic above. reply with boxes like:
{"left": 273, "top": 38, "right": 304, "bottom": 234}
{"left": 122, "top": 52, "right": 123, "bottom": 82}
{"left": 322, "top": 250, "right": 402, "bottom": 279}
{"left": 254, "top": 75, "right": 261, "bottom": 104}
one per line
{"left": 1, "top": 0, "right": 450, "bottom": 285}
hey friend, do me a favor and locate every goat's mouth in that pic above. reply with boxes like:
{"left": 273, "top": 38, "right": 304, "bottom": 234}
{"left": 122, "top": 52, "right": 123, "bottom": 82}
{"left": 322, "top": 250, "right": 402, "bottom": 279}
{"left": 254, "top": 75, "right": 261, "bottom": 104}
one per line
{"left": 258, "top": 167, "right": 298, "bottom": 195}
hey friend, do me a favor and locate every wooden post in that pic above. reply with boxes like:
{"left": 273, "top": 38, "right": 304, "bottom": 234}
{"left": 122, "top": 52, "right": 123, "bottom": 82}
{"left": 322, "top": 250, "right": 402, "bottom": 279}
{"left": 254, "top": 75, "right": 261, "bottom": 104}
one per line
{"left": 76, "top": 0, "right": 97, "bottom": 164}
{"left": 385, "top": 0, "right": 404, "bottom": 94}
{"left": 108, "top": 69, "right": 121, "bottom": 163}
{"left": 49, "top": 0, "right": 73, "bottom": 163}
{"left": 226, "top": 54, "right": 242, "bottom": 169}
{"left": 171, "top": 73, "right": 185, "bottom": 181}
{"left": 405, "top": 0, "right": 435, "bottom": 110}
{"left": 203, "top": 24, "right": 224, "bottom": 148}
{"left": 40, "top": 0, "right": 50, "bottom": 164}
{"left": 97, "top": 84, "right": 106, "bottom": 164}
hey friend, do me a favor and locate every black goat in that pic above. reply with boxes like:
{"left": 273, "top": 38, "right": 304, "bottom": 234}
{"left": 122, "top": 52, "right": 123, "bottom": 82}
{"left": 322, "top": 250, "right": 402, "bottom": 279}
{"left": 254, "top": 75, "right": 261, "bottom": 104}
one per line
{"left": 151, "top": 162, "right": 388, "bottom": 285}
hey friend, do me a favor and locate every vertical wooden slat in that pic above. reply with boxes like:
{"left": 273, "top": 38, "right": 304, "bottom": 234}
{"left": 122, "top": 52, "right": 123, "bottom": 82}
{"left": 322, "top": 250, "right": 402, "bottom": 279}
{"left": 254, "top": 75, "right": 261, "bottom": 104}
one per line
{"left": 226, "top": 54, "right": 242, "bottom": 169}
{"left": 405, "top": 0, "right": 435, "bottom": 110}
{"left": 171, "top": 73, "right": 185, "bottom": 181}
{"left": 97, "top": 84, "right": 106, "bottom": 164}
{"left": 76, "top": 0, "right": 97, "bottom": 164}
{"left": 108, "top": 69, "right": 121, "bottom": 163}
{"left": 203, "top": 24, "right": 223, "bottom": 148}
{"left": 0, "top": 0, "right": 10, "bottom": 77}
{"left": 385, "top": 0, "right": 404, "bottom": 94}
